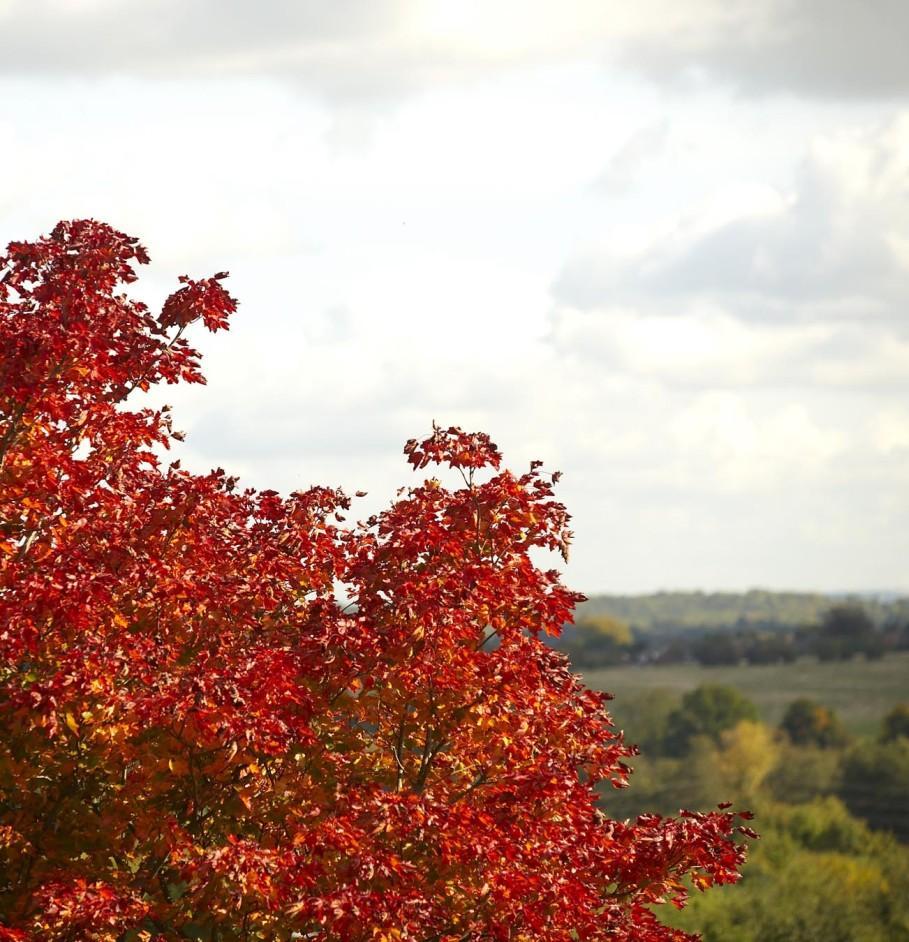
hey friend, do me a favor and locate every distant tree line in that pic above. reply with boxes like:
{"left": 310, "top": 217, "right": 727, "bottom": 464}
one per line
{"left": 580, "top": 589, "right": 909, "bottom": 632}
{"left": 555, "top": 602, "right": 909, "bottom": 668}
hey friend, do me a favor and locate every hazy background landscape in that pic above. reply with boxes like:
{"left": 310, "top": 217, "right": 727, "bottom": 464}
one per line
{"left": 556, "top": 589, "right": 909, "bottom": 940}
{"left": 2, "top": 1, "right": 908, "bottom": 938}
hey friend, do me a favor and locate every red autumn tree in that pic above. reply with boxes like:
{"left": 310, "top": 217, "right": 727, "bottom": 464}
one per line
{"left": 0, "top": 221, "right": 752, "bottom": 941}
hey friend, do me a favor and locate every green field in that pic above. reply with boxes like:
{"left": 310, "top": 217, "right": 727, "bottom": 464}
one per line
{"left": 583, "top": 651, "right": 909, "bottom": 737}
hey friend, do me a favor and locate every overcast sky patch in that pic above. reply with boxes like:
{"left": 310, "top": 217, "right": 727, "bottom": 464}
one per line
{"left": 2, "top": 2, "right": 908, "bottom": 592}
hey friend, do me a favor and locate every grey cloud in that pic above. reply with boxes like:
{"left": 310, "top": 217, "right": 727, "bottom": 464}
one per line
{"left": 0, "top": 1, "right": 399, "bottom": 69}
{"left": 2, "top": 0, "right": 909, "bottom": 102}
{"left": 549, "top": 118, "right": 909, "bottom": 394}
{"left": 0, "top": 0, "right": 412, "bottom": 100}
{"left": 625, "top": 0, "right": 909, "bottom": 99}
{"left": 548, "top": 305, "right": 909, "bottom": 393}
{"left": 756, "top": 326, "right": 909, "bottom": 391}
{"left": 556, "top": 121, "right": 909, "bottom": 326}
{"left": 0, "top": 0, "right": 535, "bottom": 105}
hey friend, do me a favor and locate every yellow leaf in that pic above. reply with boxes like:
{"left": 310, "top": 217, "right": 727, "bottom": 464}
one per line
{"left": 65, "top": 712, "right": 79, "bottom": 735}
{"left": 168, "top": 757, "right": 189, "bottom": 776}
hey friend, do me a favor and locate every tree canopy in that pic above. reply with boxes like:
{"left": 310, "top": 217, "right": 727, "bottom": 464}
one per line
{"left": 0, "top": 221, "right": 751, "bottom": 941}
{"left": 662, "top": 685, "right": 760, "bottom": 757}
{"left": 780, "top": 699, "right": 849, "bottom": 749}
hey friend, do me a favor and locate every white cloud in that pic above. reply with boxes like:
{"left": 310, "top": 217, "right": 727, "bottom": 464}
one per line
{"left": 871, "top": 408, "right": 909, "bottom": 454}
{"left": 2, "top": 10, "right": 908, "bottom": 593}
{"left": 594, "top": 120, "right": 670, "bottom": 194}
{"left": 549, "top": 305, "right": 909, "bottom": 392}
{"left": 537, "top": 115, "right": 909, "bottom": 589}
{"left": 670, "top": 395, "right": 848, "bottom": 491}
{"left": 558, "top": 116, "right": 909, "bottom": 325}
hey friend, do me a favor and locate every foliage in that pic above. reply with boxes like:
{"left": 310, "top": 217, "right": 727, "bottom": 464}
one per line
{"left": 690, "top": 634, "right": 740, "bottom": 667}
{"left": 606, "top": 722, "right": 778, "bottom": 821}
{"left": 690, "top": 722, "right": 778, "bottom": 805}
{"left": 882, "top": 703, "right": 909, "bottom": 742}
{"left": 764, "top": 743, "right": 841, "bottom": 805}
{"left": 565, "top": 593, "right": 906, "bottom": 668}
{"left": 838, "top": 738, "right": 909, "bottom": 842}
{"left": 602, "top": 668, "right": 909, "bottom": 938}
{"left": 580, "top": 591, "right": 909, "bottom": 634}
{"left": 610, "top": 678, "right": 909, "bottom": 843}
{"left": 779, "top": 699, "right": 850, "bottom": 749}
{"left": 823, "top": 604, "right": 876, "bottom": 638}
{"left": 662, "top": 686, "right": 759, "bottom": 757}
{"left": 553, "top": 614, "right": 634, "bottom": 667}
{"left": 815, "top": 604, "right": 885, "bottom": 661}
{"left": 668, "top": 799, "right": 909, "bottom": 942}
{"left": 0, "top": 221, "right": 752, "bottom": 941}
{"left": 584, "top": 653, "right": 909, "bottom": 738}
{"left": 610, "top": 689, "right": 678, "bottom": 757}
{"left": 575, "top": 614, "right": 633, "bottom": 647}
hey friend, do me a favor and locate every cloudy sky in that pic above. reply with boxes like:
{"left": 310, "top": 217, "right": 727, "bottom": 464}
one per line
{"left": 2, "top": 0, "right": 908, "bottom": 594}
